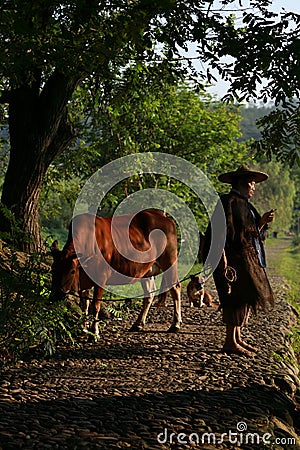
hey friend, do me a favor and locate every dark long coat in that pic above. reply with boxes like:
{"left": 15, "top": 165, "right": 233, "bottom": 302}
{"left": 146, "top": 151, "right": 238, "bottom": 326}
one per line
{"left": 207, "top": 191, "right": 275, "bottom": 326}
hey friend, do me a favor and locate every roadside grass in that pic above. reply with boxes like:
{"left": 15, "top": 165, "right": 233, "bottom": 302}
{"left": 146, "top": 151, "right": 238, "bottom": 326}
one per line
{"left": 266, "top": 237, "right": 300, "bottom": 362}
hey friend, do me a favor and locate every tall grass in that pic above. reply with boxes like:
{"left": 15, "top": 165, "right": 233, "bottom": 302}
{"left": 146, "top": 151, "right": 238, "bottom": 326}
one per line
{"left": 266, "top": 237, "right": 300, "bottom": 362}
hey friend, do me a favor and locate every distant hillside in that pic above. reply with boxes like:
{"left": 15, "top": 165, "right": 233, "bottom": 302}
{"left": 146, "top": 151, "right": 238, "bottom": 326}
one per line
{"left": 238, "top": 104, "right": 274, "bottom": 141}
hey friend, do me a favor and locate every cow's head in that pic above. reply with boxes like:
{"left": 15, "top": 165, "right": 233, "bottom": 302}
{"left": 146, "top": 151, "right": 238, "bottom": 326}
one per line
{"left": 50, "top": 240, "right": 80, "bottom": 302}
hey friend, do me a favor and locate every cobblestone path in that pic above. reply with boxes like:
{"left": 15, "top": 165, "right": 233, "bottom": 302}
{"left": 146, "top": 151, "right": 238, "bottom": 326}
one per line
{"left": 0, "top": 239, "right": 300, "bottom": 449}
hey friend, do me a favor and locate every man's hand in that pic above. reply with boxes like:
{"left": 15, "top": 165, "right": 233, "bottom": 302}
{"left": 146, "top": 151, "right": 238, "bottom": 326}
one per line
{"left": 260, "top": 209, "right": 275, "bottom": 230}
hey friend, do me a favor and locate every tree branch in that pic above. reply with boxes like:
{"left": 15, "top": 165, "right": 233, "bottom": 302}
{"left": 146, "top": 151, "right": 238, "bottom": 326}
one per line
{"left": 44, "top": 108, "right": 76, "bottom": 164}
{"left": 39, "top": 70, "right": 80, "bottom": 124}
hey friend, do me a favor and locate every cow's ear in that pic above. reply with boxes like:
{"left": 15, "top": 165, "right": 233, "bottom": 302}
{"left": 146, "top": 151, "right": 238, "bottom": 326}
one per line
{"left": 51, "top": 240, "right": 60, "bottom": 258}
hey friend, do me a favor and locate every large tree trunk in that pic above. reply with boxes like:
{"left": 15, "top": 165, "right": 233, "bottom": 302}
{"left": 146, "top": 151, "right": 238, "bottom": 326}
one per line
{"left": 0, "top": 72, "right": 79, "bottom": 252}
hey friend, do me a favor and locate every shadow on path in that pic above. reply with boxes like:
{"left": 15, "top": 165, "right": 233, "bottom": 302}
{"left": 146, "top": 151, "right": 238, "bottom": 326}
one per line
{"left": 0, "top": 385, "right": 299, "bottom": 449}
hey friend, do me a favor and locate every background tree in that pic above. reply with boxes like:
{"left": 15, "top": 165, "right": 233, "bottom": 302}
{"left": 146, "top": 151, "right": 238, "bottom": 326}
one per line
{"left": 0, "top": 0, "right": 299, "bottom": 250}
{"left": 245, "top": 160, "right": 296, "bottom": 234}
{"left": 40, "top": 81, "right": 249, "bottom": 236}
{"left": 238, "top": 104, "right": 274, "bottom": 142}
{"left": 290, "top": 165, "right": 300, "bottom": 235}
{"left": 216, "top": 8, "right": 300, "bottom": 164}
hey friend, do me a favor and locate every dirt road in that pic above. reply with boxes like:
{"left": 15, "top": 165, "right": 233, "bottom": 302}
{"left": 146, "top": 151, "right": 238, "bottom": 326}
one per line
{"left": 0, "top": 238, "right": 299, "bottom": 449}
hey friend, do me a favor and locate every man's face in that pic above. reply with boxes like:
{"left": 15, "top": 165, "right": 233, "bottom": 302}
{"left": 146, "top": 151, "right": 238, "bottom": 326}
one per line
{"left": 237, "top": 178, "right": 256, "bottom": 198}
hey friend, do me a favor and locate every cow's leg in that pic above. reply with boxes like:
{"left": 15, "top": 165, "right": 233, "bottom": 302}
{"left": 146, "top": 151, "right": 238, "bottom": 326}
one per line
{"left": 159, "top": 263, "right": 182, "bottom": 332}
{"left": 168, "top": 281, "right": 182, "bottom": 332}
{"left": 79, "top": 290, "right": 90, "bottom": 332}
{"left": 156, "top": 291, "right": 167, "bottom": 311}
{"left": 90, "top": 286, "right": 105, "bottom": 337}
{"left": 129, "top": 277, "right": 156, "bottom": 331}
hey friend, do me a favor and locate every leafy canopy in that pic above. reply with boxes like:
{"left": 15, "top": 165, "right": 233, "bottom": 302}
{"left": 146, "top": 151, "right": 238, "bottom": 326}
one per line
{"left": 0, "top": 0, "right": 299, "bottom": 165}
{"left": 41, "top": 80, "right": 249, "bottom": 233}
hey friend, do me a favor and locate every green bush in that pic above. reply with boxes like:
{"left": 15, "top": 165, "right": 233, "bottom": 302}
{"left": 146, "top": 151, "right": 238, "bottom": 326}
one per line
{"left": 0, "top": 244, "right": 83, "bottom": 366}
{"left": 0, "top": 240, "right": 136, "bottom": 366}
{"left": 292, "top": 235, "right": 300, "bottom": 248}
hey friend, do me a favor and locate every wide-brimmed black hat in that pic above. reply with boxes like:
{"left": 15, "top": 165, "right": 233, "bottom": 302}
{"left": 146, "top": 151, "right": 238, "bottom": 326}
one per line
{"left": 218, "top": 164, "right": 269, "bottom": 184}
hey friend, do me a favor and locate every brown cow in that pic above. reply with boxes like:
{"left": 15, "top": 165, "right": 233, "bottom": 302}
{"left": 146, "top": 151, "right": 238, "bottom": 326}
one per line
{"left": 50, "top": 210, "right": 181, "bottom": 335}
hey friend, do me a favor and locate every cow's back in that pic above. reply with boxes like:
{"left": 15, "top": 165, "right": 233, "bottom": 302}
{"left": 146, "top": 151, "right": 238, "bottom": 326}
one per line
{"left": 69, "top": 211, "right": 177, "bottom": 280}
{"left": 71, "top": 210, "right": 176, "bottom": 254}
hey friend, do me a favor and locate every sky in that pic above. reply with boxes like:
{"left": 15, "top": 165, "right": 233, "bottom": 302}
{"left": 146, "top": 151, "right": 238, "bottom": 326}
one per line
{"left": 269, "top": 0, "right": 300, "bottom": 13}
{"left": 202, "top": 0, "right": 300, "bottom": 98}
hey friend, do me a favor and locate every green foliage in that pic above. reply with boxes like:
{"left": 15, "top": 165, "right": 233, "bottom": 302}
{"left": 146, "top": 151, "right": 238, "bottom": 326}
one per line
{"left": 216, "top": 7, "right": 300, "bottom": 164}
{"left": 105, "top": 299, "right": 138, "bottom": 319}
{"left": 1, "top": 0, "right": 299, "bottom": 165}
{"left": 39, "top": 168, "right": 82, "bottom": 231}
{"left": 290, "top": 164, "right": 300, "bottom": 235}
{"left": 254, "top": 105, "right": 300, "bottom": 166}
{"left": 0, "top": 126, "right": 9, "bottom": 191}
{"left": 0, "top": 244, "right": 83, "bottom": 365}
{"left": 39, "top": 93, "right": 297, "bottom": 240}
{"left": 0, "top": 0, "right": 299, "bottom": 251}
{"left": 238, "top": 104, "right": 274, "bottom": 142}
{"left": 266, "top": 239, "right": 300, "bottom": 362}
{"left": 0, "top": 203, "right": 33, "bottom": 250}
{"left": 292, "top": 235, "right": 300, "bottom": 247}
{"left": 50, "top": 82, "right": 249, "bottom": 232}
{"left": 250, "top": 160, "right": 296, "bottom": 233}
{"left": 225, "top": 104, "right": 299, "bottom": 234}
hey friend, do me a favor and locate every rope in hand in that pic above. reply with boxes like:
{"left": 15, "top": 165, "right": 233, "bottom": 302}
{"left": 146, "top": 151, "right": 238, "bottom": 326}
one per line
{"left": 224, "top": 266, "right": 237, "bottom": 283}
{"left": 224, "top": 265, "right": 237, "bottom": 294}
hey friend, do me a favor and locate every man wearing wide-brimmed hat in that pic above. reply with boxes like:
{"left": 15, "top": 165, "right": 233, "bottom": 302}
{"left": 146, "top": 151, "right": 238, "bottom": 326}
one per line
{"left": 207, "top": 165, "right": 275, "bottom": 356}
